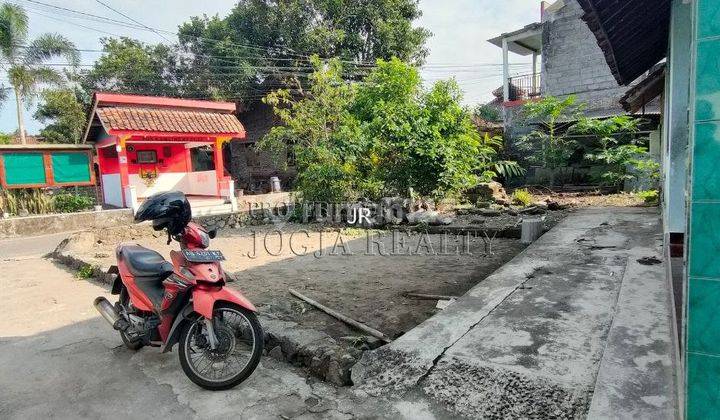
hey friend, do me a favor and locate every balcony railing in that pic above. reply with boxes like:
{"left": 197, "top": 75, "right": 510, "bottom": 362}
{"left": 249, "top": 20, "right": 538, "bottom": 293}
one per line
{"left": 507, "top": 73, "right": 541, "bottom": 101}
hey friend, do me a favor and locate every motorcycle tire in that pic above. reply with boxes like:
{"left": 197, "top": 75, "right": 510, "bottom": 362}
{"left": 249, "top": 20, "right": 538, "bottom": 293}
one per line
{"left": 178, "top": 303, "right": 263, "bottom": 390}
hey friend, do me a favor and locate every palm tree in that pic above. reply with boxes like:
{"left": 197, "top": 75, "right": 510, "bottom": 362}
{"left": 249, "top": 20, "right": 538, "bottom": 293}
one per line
{"left": 0, "top": 4, "right": 78, "bottom": 144}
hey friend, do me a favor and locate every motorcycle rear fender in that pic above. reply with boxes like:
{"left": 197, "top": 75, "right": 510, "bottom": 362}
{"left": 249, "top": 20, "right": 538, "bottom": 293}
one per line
{"left": 108, "top": 266, "right": 122, "bottom": 295}
{"left": 192, "top": 286, "right": 257, "bottom": 319}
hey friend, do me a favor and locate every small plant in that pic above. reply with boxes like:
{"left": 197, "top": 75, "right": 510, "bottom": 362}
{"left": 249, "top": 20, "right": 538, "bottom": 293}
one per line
{"left": 511, "top": 188, "right": 533, "bottom": 206}
{"left": 636, "top": 189, "right": 659, "bottom": 204}
{"left": 53, "top": 193, "right": 93, "bottom": 213}
{"left": 0, "top": 188, "right": 53, "bottom": 215}
{"left": 77, "top": 264, "right": 95, "bottom": 279}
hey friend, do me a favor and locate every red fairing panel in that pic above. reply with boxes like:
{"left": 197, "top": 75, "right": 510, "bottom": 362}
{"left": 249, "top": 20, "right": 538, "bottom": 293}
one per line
{"left": 192, "top": 286, "right": 257, "bottom": 318}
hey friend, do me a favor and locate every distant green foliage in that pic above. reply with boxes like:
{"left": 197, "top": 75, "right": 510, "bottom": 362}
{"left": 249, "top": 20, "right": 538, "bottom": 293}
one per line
{"left": 53, "top": 193, "right": 93, "bottom": 213}
{"left": 0, "top": 132, "right": 12, "bottom": 144}
{"left": 474, "top": 103, "right": 501, "bottom": 122}
{"left": 260, "top": 57, "right": 508, "bottom": 202}
{"left": 575, "top": 115, "right": 658, "bottom": 188}
{"left": 518, "top": 96, "right": 583, "bottom": 170}
{"left": 511, "top": 188, "right": 533, "bottom": 206}
{"left": 34, "top": 89, "right": 86, "bottom": 143}
{"left": 636, "top": 189, "right": 659, "bottom": 204}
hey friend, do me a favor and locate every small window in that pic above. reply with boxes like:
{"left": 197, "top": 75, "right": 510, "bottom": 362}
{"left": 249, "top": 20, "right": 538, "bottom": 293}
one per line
{"left": 136, "top": 150, "right": 157, "bottom": 164}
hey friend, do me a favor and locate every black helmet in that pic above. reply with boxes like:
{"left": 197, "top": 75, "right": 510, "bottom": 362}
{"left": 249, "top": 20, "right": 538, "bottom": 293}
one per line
{"left": 134, "top": 191, "right": 191, "bottom": 234}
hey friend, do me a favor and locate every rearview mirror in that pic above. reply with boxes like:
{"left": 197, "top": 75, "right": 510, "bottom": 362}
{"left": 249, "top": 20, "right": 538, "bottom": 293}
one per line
{"left": 208, "top": 229, "right": 217, "bottom": 239}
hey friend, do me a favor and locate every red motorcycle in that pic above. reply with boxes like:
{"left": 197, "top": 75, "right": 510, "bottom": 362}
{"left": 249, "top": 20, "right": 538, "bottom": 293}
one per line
{"left": 94, "top": 191, "right": 263, "bottom": 390}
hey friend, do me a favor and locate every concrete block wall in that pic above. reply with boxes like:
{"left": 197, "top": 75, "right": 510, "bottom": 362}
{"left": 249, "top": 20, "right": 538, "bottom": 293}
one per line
{"left": 541, "top": 0, "right": 627, "bottom": 115}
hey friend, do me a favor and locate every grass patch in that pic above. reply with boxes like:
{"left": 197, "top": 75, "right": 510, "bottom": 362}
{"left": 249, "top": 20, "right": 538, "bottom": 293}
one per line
{"left": 77, "top": 264, "right": 96, "bottom": 279}
{"left": 511, "top": 188, "right": 534, "bottom": 206}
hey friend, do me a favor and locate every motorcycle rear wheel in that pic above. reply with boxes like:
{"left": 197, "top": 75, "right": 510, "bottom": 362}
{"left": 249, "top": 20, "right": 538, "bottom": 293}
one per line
{"left": 178, "top": 303, "right": 263, "bottom": 390}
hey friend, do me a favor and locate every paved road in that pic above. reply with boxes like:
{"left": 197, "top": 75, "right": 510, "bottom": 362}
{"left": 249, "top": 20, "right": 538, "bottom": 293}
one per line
{"left": 0, "top": 239, "right": 377, "bottom": 419}
{"left": 0, "top": 231, "right": 73, "bottom": 260}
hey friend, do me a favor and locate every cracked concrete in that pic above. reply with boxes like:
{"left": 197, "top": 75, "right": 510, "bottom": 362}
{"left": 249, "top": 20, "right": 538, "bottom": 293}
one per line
{"left": 353, "top": 207, "right": 677, "bottom": 419}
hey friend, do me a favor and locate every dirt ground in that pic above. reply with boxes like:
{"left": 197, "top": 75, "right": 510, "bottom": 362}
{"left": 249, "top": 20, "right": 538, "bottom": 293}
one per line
{"left": 61, "top": 223, "right": 527, "bottom": 340}
{"left": 527, "top": 189, "right": 651, "bottom": 207}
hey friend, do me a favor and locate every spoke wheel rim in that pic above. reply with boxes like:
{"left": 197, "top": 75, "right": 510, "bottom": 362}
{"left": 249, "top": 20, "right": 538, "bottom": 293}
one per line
{"left": 184, "top": 308, "right": 256, "bottom": 383}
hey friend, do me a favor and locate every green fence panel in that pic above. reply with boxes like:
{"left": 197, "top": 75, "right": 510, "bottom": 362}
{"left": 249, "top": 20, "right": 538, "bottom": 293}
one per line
{"left": 51, "top": 152, "right": 91, "bottom": 183}
{"left": 3, "top": 153, "right": 46, "bottom": 185}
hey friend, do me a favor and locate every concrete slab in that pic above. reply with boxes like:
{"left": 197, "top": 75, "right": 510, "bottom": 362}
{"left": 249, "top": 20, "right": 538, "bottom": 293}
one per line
{"left": 353, "top": 207, "right": 677, "bottom": 418}
{"left": 586, "top": 247, "right": 677, "bottom": 418}
{"left": 0, "top": 257, "right": 393, "bottom": 419}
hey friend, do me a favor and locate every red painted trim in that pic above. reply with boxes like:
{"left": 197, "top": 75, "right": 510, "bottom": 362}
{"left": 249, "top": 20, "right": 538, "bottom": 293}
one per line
{"left": 107, "top": 130, "right": 245, "bottom": 139}
{"left": 95, "top": 92, "right": 237, "bottom": 113}
{"left": 42, "top": 153, "right": 54, "bottom": 186}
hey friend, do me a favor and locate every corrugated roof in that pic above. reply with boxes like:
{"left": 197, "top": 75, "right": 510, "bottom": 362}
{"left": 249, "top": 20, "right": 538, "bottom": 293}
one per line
{"left": 577, "top": 0, "right": 671, "bottom": 85}
{"left": 96, "top": 107, "right": 245, "bottom": 135}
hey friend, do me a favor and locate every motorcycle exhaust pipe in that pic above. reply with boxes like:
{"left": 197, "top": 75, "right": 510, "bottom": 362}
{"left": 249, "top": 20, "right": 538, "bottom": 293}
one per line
{"left": 93, "top": 297, "right": 126, "bottom": 331}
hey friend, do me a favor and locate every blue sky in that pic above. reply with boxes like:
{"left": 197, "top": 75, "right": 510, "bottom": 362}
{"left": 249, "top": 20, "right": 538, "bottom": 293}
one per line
{"left": 0, "top": 0, "right": 540, "bottom": 134}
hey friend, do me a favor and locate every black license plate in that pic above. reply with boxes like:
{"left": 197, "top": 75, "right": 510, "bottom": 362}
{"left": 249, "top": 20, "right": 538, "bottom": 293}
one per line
{"left": 182, "top": 249, "right": 226, "bottom": 262}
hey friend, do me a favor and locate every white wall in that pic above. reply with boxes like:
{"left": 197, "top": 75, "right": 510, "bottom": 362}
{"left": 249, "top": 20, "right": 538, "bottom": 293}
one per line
{"left": 187, "top": 171, "right": 218, "bottom": 196}
{"left": 129, "top": 173, "right": 189, "bottom": 198}
{"left": 102, "top": 174, "right": 123, "bottom": 207}
{"left": 128, "top": 170, "right": 218, "bottom": 198}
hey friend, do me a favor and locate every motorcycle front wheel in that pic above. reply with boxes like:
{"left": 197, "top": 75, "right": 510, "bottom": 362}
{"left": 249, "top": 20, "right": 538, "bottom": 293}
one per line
{"left": 178, "top": 302, "right": 264, "bottom": 390}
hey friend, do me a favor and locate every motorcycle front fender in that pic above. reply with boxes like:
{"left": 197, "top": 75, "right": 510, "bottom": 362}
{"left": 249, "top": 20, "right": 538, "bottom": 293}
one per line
{"left": 192, "top": 286, "right": 257, "bottom": 319}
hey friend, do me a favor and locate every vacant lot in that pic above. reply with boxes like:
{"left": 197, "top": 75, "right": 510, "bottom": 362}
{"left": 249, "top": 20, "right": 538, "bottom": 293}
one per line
{"left": 61, "top": 223, "right": 528, "bottom": 340}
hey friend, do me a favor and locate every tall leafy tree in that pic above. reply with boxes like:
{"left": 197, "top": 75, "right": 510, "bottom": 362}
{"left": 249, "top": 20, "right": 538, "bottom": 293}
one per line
{"left": 80, "top": 38, "right": 179, "bottom": 97}
{"left": 0, "top": 3, "right": 79, "bottom": 144}
{"left": 34, "top": 89, "right": 85, "bottom": 143}
{"left": 259, "top": 57, "right": 500, "bottom": 201}
{"left": 177, "top": 0, "right": 430, "bottom": 99}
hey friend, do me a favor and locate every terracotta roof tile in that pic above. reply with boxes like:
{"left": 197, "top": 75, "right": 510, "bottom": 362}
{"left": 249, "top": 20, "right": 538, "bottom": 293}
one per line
{"left": 96, "top": 107, "right": 245, "bottom": 135}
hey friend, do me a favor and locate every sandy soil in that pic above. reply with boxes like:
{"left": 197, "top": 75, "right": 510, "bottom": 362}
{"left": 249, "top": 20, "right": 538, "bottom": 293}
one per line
{"left": 62, "top": 223, "right": 527, "bottom": 340}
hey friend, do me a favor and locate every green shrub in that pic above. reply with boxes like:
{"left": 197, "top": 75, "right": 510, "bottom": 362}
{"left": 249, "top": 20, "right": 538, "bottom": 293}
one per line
{"left": 53, "top": 193, "right": 93, "bottom": 213}
{"left": 0, "top": 188, "right": 54, "bottom": 215}
{"left": 77, "top": 264, "right": 95, "bottom": 279}
{"left": 636, "top": 189, "right": 659, "bottom": 204}
{"left": 511, "top": 188, "right": 533, "bottom": 206}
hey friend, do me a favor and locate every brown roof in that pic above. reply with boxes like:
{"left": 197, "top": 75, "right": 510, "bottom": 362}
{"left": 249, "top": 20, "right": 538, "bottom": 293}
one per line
{"left": 96, "top": 107, "right": 245, "bottom": 135}
{"left": 577, "top": 0, "right": 671, "bottom": 85}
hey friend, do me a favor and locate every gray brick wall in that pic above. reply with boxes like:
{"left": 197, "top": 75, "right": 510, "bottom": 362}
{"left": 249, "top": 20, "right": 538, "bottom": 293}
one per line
{"left": 541, "top": 0, "right": 627, "bottom": 116}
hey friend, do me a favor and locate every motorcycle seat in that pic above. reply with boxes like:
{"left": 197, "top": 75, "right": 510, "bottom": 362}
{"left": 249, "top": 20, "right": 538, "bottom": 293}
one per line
{"left": 119, "top": 244, "right": 174, "bottom": 279}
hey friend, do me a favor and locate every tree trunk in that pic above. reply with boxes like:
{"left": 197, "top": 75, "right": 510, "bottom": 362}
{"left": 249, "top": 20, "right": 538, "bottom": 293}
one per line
{"left": 13, "top": 88, "right": 26, "bottom": 145}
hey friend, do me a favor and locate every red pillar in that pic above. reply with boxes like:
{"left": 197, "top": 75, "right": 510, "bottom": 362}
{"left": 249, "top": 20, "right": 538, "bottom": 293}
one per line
{"left": 213, "top": 137, "right": 228, "bottom": 196}
{"left": 117, "top": 136, "right": 130, "bottom": 207}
